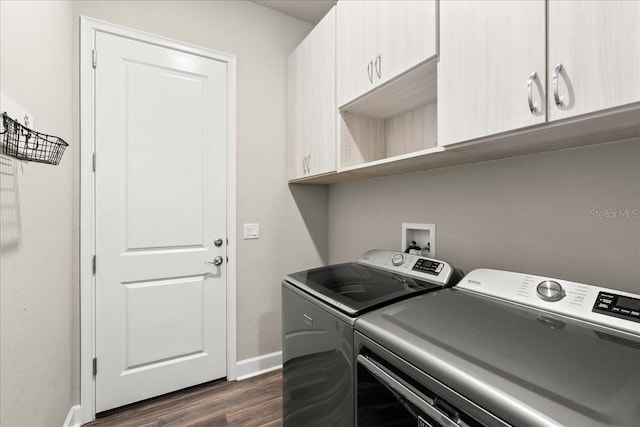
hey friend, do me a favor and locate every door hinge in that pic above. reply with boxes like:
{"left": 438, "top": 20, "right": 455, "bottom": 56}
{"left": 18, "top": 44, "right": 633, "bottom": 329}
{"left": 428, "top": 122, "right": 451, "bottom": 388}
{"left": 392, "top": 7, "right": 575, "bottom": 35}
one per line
{"left": 93, "top": 357, "right": 97, "bottom": 376}
{"left": 92, "top": 152, "right": 96, "bottom": 172}
{"left": 92, "top": 49, "right": 97, "bottom": 68}
{"left": 92, "top": 255, "right": 96, "bottom": 275}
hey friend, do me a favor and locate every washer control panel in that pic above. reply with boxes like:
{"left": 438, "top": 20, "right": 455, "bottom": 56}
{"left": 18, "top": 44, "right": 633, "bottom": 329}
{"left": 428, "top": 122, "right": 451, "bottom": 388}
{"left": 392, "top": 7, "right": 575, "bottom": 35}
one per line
{"left": 358, "top": 249, "right": 453, "bottom": 286}
{"left": 457, "top": 268, "right": 640, "bottom": 336}
{"left": 412, "top": 258, "right": 444, "bottom": 276}
{"left": 593, "top": 292, "right": 640, "bottom": 323}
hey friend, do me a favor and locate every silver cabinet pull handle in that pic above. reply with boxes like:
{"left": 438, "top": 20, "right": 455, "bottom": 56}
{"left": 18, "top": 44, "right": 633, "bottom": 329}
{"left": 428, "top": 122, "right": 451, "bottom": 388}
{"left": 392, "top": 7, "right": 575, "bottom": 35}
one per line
{"left": 553, "top": 63, "right": 565, "bottom": 107}
{"left": 302, "top": 157, "right": 306, "bottom": 173}
{"left": 374, "top": 54, "right": 381, "bottom": 79}
{"left": 306, "top": 155, "right": 310, "bottom": 173}
{"left": 527, "top": 71, "right": 539, "bottom": 114}
{"left": 367, "top": 60, "right": 374, "bottom": 83}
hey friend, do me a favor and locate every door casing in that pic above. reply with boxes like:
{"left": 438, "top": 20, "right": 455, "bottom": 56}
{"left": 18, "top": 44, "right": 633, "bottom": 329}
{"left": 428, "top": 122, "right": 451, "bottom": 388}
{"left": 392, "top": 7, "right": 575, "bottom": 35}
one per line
{"left": 79, "top": 16, "right": 237, "bottom": 423}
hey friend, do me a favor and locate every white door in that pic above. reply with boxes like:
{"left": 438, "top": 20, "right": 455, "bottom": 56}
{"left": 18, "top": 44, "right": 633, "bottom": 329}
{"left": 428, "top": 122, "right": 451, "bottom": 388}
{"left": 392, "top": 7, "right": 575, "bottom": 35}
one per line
{"left": 548, "top": 0, "right": 640, "bottom": 121}
{"left": 94, "top": 31, "right": 228, "bottom": 412}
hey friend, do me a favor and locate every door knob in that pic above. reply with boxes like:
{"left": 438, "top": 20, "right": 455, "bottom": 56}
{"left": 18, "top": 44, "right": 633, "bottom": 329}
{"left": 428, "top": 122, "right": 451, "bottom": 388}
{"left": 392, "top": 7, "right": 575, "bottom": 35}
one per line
{"left": 206, "top": 256, "right": 224, "bottom": 266}
{"left": 214, "top": 238, "right": 224, "bottom": 247}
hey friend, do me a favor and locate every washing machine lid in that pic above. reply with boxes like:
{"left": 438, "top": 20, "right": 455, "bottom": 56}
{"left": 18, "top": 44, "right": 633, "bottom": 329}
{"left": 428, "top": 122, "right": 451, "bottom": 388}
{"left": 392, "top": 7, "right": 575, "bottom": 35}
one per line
{"left": 356, "top": 288, "right": 640, "bottom": 427}
{"left": 285, "top": 262, "right": 442, "bottom": 317}
{"left": 285, "top": 249, "right": 459, "bottom": 317}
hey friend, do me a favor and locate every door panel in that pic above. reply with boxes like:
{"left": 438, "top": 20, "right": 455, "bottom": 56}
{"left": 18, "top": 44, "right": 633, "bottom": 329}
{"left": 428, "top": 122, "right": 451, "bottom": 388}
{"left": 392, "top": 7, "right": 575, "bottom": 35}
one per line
{"left": 376, "top": 0, "right": 437, "bottom": 86}
{"left": 287, "top": 44, "right": 305, "bottom": 179}
{"left": 95, "top": 31, "right": 227, "bottom": 412}
{"left": 125, "top": 276, "right": 205, "bottom": 367}
{"left": 288, "top": 6, "right": 336, "bottom": 181}
{"left": 337, "top": 0, "right": 377, "bottom": 107}
{"left": 548, "top": 0, "right": 640, "bottom": 120}
{"left": 438, "top": 1, "right": 546, "bottom": 146}
{"left": 126, "top": 62, "right": 206, "bottom": 248}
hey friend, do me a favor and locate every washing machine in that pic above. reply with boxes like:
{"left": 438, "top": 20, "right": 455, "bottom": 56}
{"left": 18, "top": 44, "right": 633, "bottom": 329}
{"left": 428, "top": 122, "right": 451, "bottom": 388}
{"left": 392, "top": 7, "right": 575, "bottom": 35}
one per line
{"left": 282, "top": 249, "right": 463, "bottom": 426}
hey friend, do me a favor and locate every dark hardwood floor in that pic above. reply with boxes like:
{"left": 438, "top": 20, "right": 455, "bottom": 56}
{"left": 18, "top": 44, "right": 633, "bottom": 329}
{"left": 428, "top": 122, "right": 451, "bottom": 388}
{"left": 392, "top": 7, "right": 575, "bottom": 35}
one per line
{"left": 84, "top": 370, "right": 283, "bottom": 427}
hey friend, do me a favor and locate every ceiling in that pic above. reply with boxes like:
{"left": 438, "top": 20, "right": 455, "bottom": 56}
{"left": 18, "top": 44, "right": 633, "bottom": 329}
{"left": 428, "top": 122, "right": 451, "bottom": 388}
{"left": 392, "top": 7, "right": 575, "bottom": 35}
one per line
{"left": 252, "top": 0, "right": 337, "bottom": 25}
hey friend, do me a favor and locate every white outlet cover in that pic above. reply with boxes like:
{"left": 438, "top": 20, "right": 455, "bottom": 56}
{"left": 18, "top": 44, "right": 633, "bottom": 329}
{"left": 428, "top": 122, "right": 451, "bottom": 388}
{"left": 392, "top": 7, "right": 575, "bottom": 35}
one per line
{"left": 243, "top": 223, "right": 259, "bottom": 239}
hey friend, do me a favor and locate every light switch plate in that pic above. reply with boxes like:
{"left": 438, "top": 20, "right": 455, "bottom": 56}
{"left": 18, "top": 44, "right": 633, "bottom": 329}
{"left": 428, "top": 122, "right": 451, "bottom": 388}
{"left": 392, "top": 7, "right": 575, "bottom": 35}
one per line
{"left": 243, "top": 223, "right": 259, "bottom": 239}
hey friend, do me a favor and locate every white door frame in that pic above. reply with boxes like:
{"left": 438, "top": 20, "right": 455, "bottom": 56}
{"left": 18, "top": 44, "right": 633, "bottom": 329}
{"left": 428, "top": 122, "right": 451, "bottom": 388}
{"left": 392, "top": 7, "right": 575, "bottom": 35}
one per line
{"left": 79, "top": 16, "right": 237, "bottom": 423}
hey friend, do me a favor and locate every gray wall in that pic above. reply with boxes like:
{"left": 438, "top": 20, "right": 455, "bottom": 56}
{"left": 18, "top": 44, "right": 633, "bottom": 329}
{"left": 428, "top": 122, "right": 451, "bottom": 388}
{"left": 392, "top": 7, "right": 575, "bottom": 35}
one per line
{"left": 329, "top": 140, "right": 640, "bottom": 294}
{"left": 0, "top": 1, "right": 75, "bottom": 426}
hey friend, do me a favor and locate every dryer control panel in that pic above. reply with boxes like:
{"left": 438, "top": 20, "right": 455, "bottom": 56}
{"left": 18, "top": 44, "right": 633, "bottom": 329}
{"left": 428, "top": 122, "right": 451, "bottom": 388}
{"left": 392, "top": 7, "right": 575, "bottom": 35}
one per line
{"left": 357, "top": 250, "right": 454, "bottom": 286}
{"left": 457, "top": 268, "right": 640, "bottom": 336}
{"left": 593, "top": 292, "right": 640, "bottom": 323}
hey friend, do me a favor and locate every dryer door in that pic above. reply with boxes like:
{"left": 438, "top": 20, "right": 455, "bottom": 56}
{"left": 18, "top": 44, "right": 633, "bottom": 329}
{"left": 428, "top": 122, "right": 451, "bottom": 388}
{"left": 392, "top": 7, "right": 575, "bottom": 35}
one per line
{"left": 357, "top": 355, "right": 464, "bottom": 427}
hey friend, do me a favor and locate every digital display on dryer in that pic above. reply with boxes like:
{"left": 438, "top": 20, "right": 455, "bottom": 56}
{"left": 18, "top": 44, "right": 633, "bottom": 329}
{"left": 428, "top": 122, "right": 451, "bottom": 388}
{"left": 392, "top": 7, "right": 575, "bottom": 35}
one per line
{"left": 593, "top": 291, "right": 640, "bottom": 323}
{"left": 617, "top": 296, "right": 640, "bottom": 311}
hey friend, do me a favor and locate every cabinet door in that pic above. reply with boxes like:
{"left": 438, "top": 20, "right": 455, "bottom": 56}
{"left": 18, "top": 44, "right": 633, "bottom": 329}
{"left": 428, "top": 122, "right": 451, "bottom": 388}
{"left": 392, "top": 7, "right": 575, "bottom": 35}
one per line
{"left": 438, "top": 1, "right": 546, "bottom": 147}
{"left": 288, "top": 7, "right": 336, "bottom": 181}
{"left": 548, "top": 0, "right": 640, "bottom": 121}
{"left": 337, "top": 0, "right": 378, "bottom": 107}
{"left": 287, "top": 46, "right": 306, "bottom": 180}
{"left": 376, "top": 0, "right": 437, "bottom": 86}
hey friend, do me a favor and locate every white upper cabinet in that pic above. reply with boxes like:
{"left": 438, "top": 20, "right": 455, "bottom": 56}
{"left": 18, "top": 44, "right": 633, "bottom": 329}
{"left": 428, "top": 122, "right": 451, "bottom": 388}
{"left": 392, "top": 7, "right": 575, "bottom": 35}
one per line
{"left": 337, "top": 0, "right": 437, "bottom": 107}
{"left": 336, "top": 0, "right": 378, "bottom": 107}
{"left": 439, "top": 0, "right": 640, "bottom": 148}
{"left": 287, "top": 0, "right": 639, "bottom": 184}
{"left": 548, "top": 0, "right": 640, "bottom": 121}
{"left": 438, "top": 1, "right": 547, "bottom": 147}
{"left": 376, "top": 0, "right": 437, "bottom": 87}
{"left": 288, "top": 7, "right": 337, "bottom": 181}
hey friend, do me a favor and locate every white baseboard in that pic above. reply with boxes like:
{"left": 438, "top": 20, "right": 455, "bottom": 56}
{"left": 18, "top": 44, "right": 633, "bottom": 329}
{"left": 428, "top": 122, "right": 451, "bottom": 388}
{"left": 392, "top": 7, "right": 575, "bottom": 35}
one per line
{"left": 234, "top": 351, "right": 282, "bottom": 381}
{"left": 63, "top": 405, "right": 82, "bottom": 427}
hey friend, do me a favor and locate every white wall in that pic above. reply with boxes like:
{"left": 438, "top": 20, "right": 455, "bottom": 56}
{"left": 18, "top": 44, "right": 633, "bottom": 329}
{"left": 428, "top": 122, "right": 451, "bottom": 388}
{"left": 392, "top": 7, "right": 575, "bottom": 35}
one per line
{"left": 70, "top": 0, "right": 326, "bottom": 363}
{"left": 0, "top": 1, "right": 75, "bottom": 426}
{"left": 329, "top": 139, "right": 640, "bottom": 294}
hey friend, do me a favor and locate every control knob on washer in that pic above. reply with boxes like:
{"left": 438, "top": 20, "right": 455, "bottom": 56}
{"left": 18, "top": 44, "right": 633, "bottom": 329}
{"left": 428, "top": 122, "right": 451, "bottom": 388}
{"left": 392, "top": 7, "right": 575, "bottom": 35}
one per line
{"left": 536, "top": 280, "right": 565, "bottom": 302}
{"left": 391, "top": 254, "right": 405, "bottom": 266}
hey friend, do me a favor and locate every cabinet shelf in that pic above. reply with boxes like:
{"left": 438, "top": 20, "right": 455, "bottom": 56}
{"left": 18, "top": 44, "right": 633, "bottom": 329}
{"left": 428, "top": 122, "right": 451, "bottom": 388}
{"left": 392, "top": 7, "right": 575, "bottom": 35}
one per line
{"left": 339, "top": 59, "right": 437, "bottom": 119}
{"left": 446, "top": 102, "right": 640, "bottom": 159}
{"left": 291, "top": 102, "right": 640, "bottom": 185}
{"left": 339, "top": 59, "right": 439, "bottom": 171}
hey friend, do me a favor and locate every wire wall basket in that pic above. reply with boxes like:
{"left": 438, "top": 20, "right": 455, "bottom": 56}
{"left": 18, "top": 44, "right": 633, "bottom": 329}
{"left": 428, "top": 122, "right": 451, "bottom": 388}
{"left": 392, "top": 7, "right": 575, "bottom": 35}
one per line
{"left": 1, "top": 112, "right": 68, "bottom": 165}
